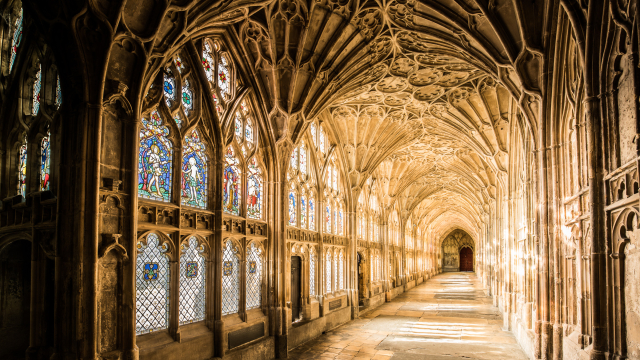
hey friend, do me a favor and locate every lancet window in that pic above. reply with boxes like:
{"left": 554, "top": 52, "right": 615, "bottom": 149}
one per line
{"left": 136, "top": 233, "right": 171, "bottom": 335}
{"left": 246, "top": 242, "right": 263, "bottom": 310}
{"left": 179, "top": 237, "right": 206, "bottom": 325}
{"left": 323, "top": 154, "right": 344, "bottom": 236}
{"left": 9, "top": 8, "right": 23, "bottom": 73}
{"left": 201, "top": 39, "right": 236, "bottom": 116}
{"left": 288, "top": 137, "right": 318, "bottom": 231}
{"left": 40, "top": 131, "right": 50, "bottom": 191}
{"left": 222, "top": 239, "right": 240, "bottom": 315}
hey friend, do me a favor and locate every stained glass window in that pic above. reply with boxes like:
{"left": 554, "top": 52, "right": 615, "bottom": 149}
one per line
{"left": 246, "top": 242, "right": 262, "bottom": 310}
{"left": 222, "top": 240, "right": 239, "bottom": 315}
{"left": 181, "top": 129, "right": 207, "bottom": 209}
{"left": 300, "top": 142, "right": 307, "bottom": 176}
{"left": 40, "top": 131, "right": 51, "bottom": 191}
{"left": 326, "top": 252, "right": 332, "bottom": 293}
{"left": 179, "top": 237, "right": 206, "bottom": 325}
{"left": 174, "top": 55, "right": 185, "bottom": 73}
{"left": 309, "top": 196, "right": 315, "bottom": 231}
{"left": 234, "top": 113, "right": 242, "bottom": 140}
{"left": 309, "top": 248, "right": 316, "bottom": 296}
{"left": 311, "top": 123, "right": 317, "bottom": 146}
{"left": 163, "top": 70, "right": 176, "bottom": 107}
{"left": 136, "top": 234, "right": 170, "bottom": 334}
{"left": 182, "top": 79, "right": 193, "bottom": 114}
{"left": 290, "top": 147, "right": 298, "bottom": 172}
{"left": 319, "top": 126, "right": 325, "bottom": 154}
{"left": 218, "top": 54, "right": 231, "bottom": 99}
{"left": 338, "top": 206, "right": 343, "bottom": 236}
{"left": 288, "top": 191, "right": 297, "bottom": 227}
{"left": 325, "top": 204, "right": 331, "bottom": 233}
{"left": 55, "top": 76, "right": 62, "bottom": 109}
{"left": 339, "top": 252, "right": 344, "bottom": 290}
{"left": 247, "top": 157, "right": 263, "bottom": 219}
{"left": 223, "top": 147, "right": 241, "bottom": 215}
{"left": 9, "top": 8, "right": 23, "bottom": 73}
{"left": 245, "top": 118, "right": 254, "bottom": 146}
{"left": 138, "top": 110, "right": 173, "bottom": 202}
{"left": 333, "top": 208, "right": 337, "bottom": 235}
{"left": 33, "top": 64, "right": 42, "bottom": 115}
{"left": 17, "top": 136, "right": 27, "bottom": 198}
{"left": 174, "top": 114, "right": 183, "bottom": 129}
{"left": 202, "top": 42, "right": 215, "bottom": 82}
{"left": 332, "top": 167, "right": 338, "bottom": 191}
{"left": 300, "top": 194, "right": 307, "bottom": 229}
{"left": 333, "top": 250, "right": 337, "bottom": 292}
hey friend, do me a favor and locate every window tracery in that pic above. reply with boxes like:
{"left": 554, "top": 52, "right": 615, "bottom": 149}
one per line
{"left": 309, "top": 247, "right": 316, "bottom": 296}
{"left": 138, "top": 110, "right": 173, "bottom": 202}
{"left": 202, "top": 40, "right": 235, "bottom": 116}
{"left": 40, "top": 130, "right": 50, "bottom": 191}
{"left": 17, "top": 135, "right": 27, "bottom": 197}
{"left": 325, "top": 251, "right": 332, "bottom": 294}
{"left": 181, "top": 129, "right": 207, "bottom": 209}
{"left": 9, "top": 8, "right": 23, "bottom": 73}
{"left": 32, "top": 63, "right": 41, "bottom": 115}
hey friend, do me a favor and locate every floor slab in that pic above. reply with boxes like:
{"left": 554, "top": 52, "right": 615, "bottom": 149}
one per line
{"left": 288, "top": 272, "right": 529, "bottom": 360}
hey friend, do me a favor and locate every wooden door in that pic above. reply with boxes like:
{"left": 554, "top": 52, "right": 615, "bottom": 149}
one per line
{"left": 291, "top": 256, "right": 301, "bottom": 321}
{"left": 459, "top": 247, "right": 473, "bottom": 271}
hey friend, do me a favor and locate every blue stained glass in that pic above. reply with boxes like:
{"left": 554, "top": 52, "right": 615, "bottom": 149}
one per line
{"left": 300, "top": 195, "right": 307, "bottom": 229}
{"left": 309, "top": 197, "right": 315, "bottom": 231}
{"left": 164, "top": 71, "right": 175, "bottom": 107}
{"left": 143, "top": 263, "right": 159, "bottom": 280}
{"left": 174, "top": 114, "right": 182, "bottom": 129}
{"left": 9, "top": 9, "right": 23, "bottom": 73}
{"left": 245, "top": 118, "right": 254, "bottom": 146}
{"left": 138, "top": 110, "right": 173, "bottom": 202}
{"left": 182, "top": 79, "right": 193, "bottom": 114}
{"left": 289, "top": 192, "right": 297, "bottom": 226}
{"left": 223, "top": 147, "right": 241, "bottom": 215}
{"left": 333, "top": 209, "right": 337, "bottom": 235}
{"left": 235, "top": 113, "right": 242, "bottom": 140}
{"left": 181, "top": 129, "right": 207, "bottom": 209}
{"left": 40, "top": 131, "right": 51, "bottom": 191}
{"left": 247, "top": 157, "right": 263, "bottom": 219}
{"left": 18, "top": 137, "right": 27, "bottom": 198}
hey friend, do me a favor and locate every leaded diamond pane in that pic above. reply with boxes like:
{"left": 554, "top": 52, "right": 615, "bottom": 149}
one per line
{"left": 309, "top": 250, "right": 316, "bottom": 296}
{"left": 246, "top": 242, "right": 262, "bottom": 310}
{"left": 339, "top": 252, "right": 344, "bottom": 290}
{"left": 325, "top": 252, "right": 331, "bottom": 294}
{"left": 136, "top": 234, "right": 170, "bottom": 335}
{"left": 179, "top": 237, "right": 206, "bottom": 325}
{"left": 222, "top": 240, "right": 239, "bottom": 315}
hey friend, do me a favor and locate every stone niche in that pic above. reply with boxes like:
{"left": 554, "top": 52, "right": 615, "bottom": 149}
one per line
{"left": 441, "top": 229, "right": 474, "bottom": 272}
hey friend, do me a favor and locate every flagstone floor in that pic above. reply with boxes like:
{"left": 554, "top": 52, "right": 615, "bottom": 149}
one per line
{"left": 288, "top": 272, "right": 529, "bottom": 360}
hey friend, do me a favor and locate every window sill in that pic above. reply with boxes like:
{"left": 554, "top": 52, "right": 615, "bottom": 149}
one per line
{"left": 136, "top": 329, "right": 173, "bottom": 349}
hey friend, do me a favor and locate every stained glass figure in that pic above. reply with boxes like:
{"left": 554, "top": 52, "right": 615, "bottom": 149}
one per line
{"left": 309, "top": 197, "right": 315, "bottom": 231}
{"left": 290, "top": 147, "right": 298, "bottom": 172}
{"left": 136, "top": 234, "right": 170, "bottom": 334}
{"left": 40, "top": 131, "right": 51, "bottom": 191}
{"left": 326, "top": 252, "right": 332, "bottom": 293}
{"left": 174, "top": 55, "right": 185, "bottom": 73}
{"left": 17, "top": 137, "right": 27, "bottom": 198}
{"left": 246, "top": 242, "right": 262, "bottom": 310}
{"left": 247, "top": 157, "right": 263, "bottom": 219}
{"left": 218, "top": 54, "right": 231, "bottom": 99}
{"left": 300, "top": 195, "right": 307, "bottom": 229}
{"left": 234, "top": 113, "right": 242, "bottom": 140}
{"left": 300, "top": 142, "right": 307, "bottom": 176}
{"left": 55, "top": 76, "right": 62, "bottom": 109}
{"left": 33, "top": 64, "right": 42, "bottom": 115}
{"left": 309, "top": 248, "right": 316, "bottom": 296}
{"left": 245, "top": 118, "right": 254, "bottom": 146}
{"left": 223, "top": 147, "right": 241, "bottom": 215}
{"left": 338, "top": 207, "right": 343, "bottom": 236}
{"left": 163, "top": 70, "right": 176, "bottom": 107}
{"left": 9, "top": 8, "right": 23, "bottom": 73}
{"left": 325, "top": 204, "right": 331, "bottom": 233}
{"left": 310, "top": 123, "right": 317, "bottom": 146}
{"left": 202, "top": 42, "right": 215, "bottom": 82}
{"left": 181, "top": 129, "right": 207, "bottom": 209}
{"left": 182, "top": 79, "right": 193, "bottom": 114}
{"left": 179, "top": 237, "right": 206, "bottom": 325}
{"left": 222, "top": 240, "right": 239, "bottom": 315}
{"left": 288, "top": 191, "right": 297, "bottom": 227}
{"left": 339, "top": 252, "right": 344, "bottom": 290}
{"left": 138, "top": 110, "right": 172, "bottom": 202}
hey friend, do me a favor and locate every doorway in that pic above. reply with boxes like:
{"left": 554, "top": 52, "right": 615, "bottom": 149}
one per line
{"left": 0, "top": 240, "right": 31, "bottom": 360}
{"left": 459, "top": 247, "right": 473, "bottom": 271}
{"left": 291, "top": 256, "right": 301, "bottom": 322}
{"left": 357, "top": 253, "right": 364, "bottom": 306}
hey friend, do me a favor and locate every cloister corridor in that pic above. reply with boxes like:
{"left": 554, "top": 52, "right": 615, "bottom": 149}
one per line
{"left": 289, "top": 273, "right": 529, "bottom": 360}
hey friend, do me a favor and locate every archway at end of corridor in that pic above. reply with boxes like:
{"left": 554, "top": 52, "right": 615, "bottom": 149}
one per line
{"left": 441, "top": 229, "right": 475, "bottom": 272}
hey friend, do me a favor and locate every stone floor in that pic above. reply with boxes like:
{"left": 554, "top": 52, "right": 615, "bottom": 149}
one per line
{"left": 289, "top": 272, "right": 529, "bottom": 360}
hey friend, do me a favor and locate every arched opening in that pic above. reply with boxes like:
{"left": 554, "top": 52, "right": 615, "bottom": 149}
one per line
{"left": 357, "top": 253, "right": 365, "bottom": 305}
{"left": 290, "top": 256, "right": 301, "bottom": 322}
{"left": 0, "top": 240, "right": 31, "bottom": 359}
{"left": 459, "top": 247, "right": 473, "bottom": 272}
